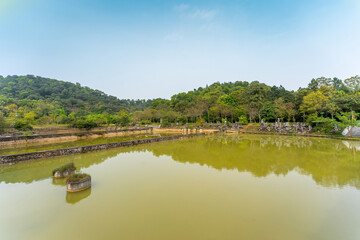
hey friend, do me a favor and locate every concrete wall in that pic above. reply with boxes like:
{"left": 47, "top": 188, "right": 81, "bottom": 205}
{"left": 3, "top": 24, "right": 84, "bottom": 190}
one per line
{"left": 0, "top": 133, "right": 205, "bottom": 165}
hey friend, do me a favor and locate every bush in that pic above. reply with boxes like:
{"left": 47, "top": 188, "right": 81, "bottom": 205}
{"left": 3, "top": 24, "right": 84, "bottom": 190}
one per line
{"left": 14, "top": 120, "right": 33, "bottom": 131}
{"left": 238, "top": 115, "right": 248, "bottom": 125}
{"left": 161, "top": 121, "right": 170, "bottom": 128}
{"left": 312, "top": 117, "right": 338, "bottom": 133}
{"left": 176, "top": 116, "right": 187, "bottom": 125}
{"left": 117, "top": 112, "right": 130, "bottom": 126}
{"left": 140, "top": 120, "right": 151, "bottom": 125}
{"left": 336, "top": 112, "right": 360, "bottom": 129}
{"left": 71, "top": 119, "right": 98, "bottom": 130}
{"left": 196, "top": 118, "right": 206, "bottom": 127}
{"left": 306, "top": 113, "right": 318, "bottom": 125}
{"left": 0, "top": 116, "right": 9, "bottom": 133}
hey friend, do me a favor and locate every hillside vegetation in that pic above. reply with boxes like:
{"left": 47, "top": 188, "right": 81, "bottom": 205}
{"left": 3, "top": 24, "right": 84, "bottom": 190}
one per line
{"left": 0, "top": 75, "right": 150, "bottom": 114}
{"left": 1, "top": 74, "right": 360, "bottom": 133}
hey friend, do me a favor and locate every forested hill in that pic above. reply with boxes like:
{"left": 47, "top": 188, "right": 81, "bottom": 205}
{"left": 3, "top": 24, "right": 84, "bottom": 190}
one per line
{"left": 0, "top": 75, "right": 150, "bottom": 114}
{"left": 1, "top": 74, "right": 360, "bottom": 133}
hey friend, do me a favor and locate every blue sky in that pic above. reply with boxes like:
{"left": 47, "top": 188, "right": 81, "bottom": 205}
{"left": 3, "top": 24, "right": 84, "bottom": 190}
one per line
{"left": 0, "top": 0, "right": 359, "bottom": 99}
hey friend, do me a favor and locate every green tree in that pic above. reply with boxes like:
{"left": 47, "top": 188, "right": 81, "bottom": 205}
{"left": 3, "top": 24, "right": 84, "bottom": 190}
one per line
{"left": 243, "top": 82, "right": 270, "bottom": 121}
{"left": 14, "top": 119, "right": 33, "bottom": 131}
{"left": 344, "top": 75, "right": 360, "bottom": 92}
{"left": 0, "top": 115, "right": 9, "bottom": 133}
{"left": 118, "top": 112, "right": 130, "bottom": 126}
{"left": 261, "top": 102, "right": 276, "bottom": 122}
{"left": 324, "top": 101, "right": 340, "bottom": 119}
{"left": 274, "top": 98, "right": 287, "bottom": 121}
{"left": 300, "top": 90, "right": 329, "bottom": 116}
{"left": 24, "top": 111, "right": 37, "bottom": 123}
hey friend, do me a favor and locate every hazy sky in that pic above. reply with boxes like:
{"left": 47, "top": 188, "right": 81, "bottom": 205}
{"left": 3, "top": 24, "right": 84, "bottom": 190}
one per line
{"left": 0, "top": 0, "right": 359, "bottom": 99}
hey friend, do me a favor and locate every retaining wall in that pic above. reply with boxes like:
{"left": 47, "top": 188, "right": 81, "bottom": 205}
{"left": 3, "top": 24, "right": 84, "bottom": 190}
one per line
{"left": 0, "top": 128, "right": 151, "bottom": 142}
{"left": 0, "top": 133, "right": 205, "bottom": 165}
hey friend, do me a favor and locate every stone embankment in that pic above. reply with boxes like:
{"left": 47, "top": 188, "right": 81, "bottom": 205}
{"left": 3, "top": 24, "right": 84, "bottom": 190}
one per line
{"left": 0, "top": 128, "right": 151, "bottom": 143}
{"left": 0, "top": 133, "right": 206, "bottom": 165}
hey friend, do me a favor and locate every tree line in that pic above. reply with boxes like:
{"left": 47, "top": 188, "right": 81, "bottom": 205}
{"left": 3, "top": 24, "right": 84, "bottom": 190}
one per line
{"left": 1, "top": 74, "right": 360, "bottom": 133}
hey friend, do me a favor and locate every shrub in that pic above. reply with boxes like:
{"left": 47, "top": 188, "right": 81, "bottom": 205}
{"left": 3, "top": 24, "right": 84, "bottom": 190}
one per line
{"left": 14, "top": 120, "right": 33, "bottom": 131}
{"left": 306, "top": 113, "right": 318, "bottom": 126}
{"left": 71, "top": 119, "right": 98, "bottom": 130}
{"left": 140, "top": 120, "right": 151, "bottom": 125}
{"left": 176, "top": 116, "right": 187, "bottom": 125}
{"left": 0, "top": 116, "right": 9, "bottom": 133}
{"left": 336, "top": 112, "right": 360, "bottom": 130}
{"left": 238, "top": 115, "right": 248, "bottom": 125}
{"left": 161, "top": 121, "right": 170, "bottom": 128}
{"left": 196, "top": 118, "right": 206, "bottom": 127}
{"left": 312, "top": 117, "right": 338, "bottom": 133}
{"left": 117, "top": 112, "right": 130, "bottom": 126}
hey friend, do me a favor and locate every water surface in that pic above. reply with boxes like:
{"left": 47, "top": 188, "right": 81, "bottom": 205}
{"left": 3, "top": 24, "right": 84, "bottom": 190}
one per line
{"left": 1, "top": 134, "right": 360, "bottom": 239}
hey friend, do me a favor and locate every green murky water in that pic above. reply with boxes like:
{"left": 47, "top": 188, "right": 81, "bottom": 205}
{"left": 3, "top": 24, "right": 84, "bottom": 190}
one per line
{"left": 0, "top": 133, "right": 175, "bottom": 155}
{"left": 1, "top": 134, "right": 360, "bottom": 240}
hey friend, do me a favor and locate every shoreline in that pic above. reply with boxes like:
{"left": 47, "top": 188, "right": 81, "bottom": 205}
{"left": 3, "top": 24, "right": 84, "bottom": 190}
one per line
{"left": 0, "top": 132, "right": 210, "bottom": 165}
{"left": 234, "top": 130, "right": 360, "bottom": 141}
{"left": 0, "top": 128, "right": 151, "bottom": 146}
{"left": 2, "top": 128, "right": 357, "bottom": 165}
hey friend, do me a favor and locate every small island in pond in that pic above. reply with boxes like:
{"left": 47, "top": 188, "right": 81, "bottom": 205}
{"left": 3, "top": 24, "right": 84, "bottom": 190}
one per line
{"left": 66, "top": 173, "right": 91, "bottom": 192}
{"left": 52, "top": 163, "right": 76, "bottom": 178}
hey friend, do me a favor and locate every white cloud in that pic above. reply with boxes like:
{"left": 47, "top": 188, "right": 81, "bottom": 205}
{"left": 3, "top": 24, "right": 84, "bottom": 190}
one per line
{"left": 191, "top": 9, "right": 217, "bottom": 20}
{"left": 174, "top": 4, "right": 189, "bottom": 12}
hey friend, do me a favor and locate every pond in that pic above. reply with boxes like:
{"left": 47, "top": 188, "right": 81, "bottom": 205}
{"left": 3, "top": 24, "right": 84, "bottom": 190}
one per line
{"left": 1, "top": 134, "right": 360, "bottom": 239}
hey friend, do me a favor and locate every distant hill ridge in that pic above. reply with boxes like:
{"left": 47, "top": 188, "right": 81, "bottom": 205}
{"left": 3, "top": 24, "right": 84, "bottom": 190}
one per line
{"left": 0, "top": 75, "right": 150, "bottom": 114}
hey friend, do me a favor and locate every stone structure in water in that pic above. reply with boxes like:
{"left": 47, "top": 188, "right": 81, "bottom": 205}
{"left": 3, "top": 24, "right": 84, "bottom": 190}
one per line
{"left": 66, "top": 173, "right": 91, "bottom": 192}
{"left": 52, "top": 163, "right": 76, "bottom": 178}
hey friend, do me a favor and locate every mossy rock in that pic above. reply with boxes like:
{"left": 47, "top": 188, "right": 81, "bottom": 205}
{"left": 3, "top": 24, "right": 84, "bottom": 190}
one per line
{"left": 52, "top": 163, "right": 76, "bottom": 178}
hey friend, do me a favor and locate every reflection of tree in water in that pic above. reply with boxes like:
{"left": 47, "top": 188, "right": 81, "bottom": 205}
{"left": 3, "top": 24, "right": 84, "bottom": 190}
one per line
{"left": 140, "top": 134, "right": 360, "bottom": 189}
{"left": 2, "top": 134, "right": 360, "bottom": 189}
{"left": 0, "top": 149, "right": 121, "bottom": 184}
{"left": 260, "top": 136, "right": 313, "bottom": 149}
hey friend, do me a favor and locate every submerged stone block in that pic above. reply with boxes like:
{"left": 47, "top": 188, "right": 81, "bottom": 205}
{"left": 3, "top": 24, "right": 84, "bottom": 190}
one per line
{"left": 66, "top": 174, "right": 91, "bottom": 192}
